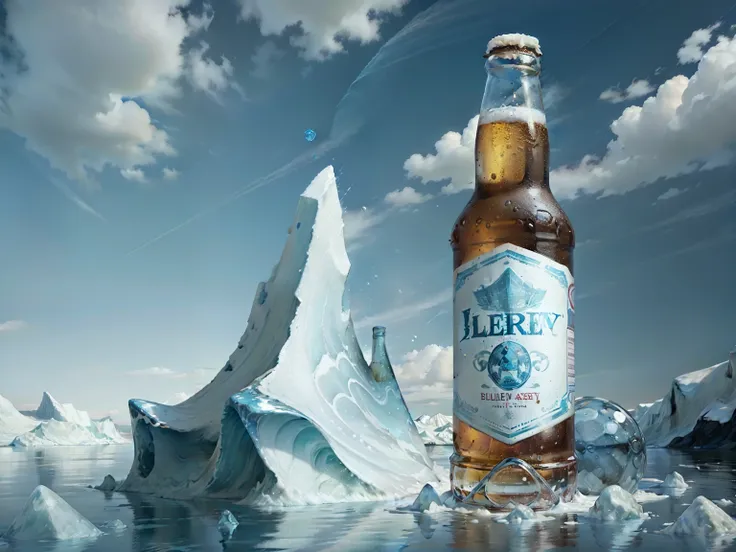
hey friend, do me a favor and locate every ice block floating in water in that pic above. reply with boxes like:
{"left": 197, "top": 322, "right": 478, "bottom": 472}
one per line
{"left": 120, "top": 166, "right": 438, "bottom": 503}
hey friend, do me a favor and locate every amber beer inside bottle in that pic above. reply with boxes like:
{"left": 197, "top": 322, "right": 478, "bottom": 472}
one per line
{"left": 450, "top": 37, "right": 576, "bottom": 509}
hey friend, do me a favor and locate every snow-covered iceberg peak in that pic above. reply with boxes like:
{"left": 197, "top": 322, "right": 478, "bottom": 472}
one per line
{"left": 121, "top": 166, "right": 438, "bottom": 503}
{"left": 33, "top": 392, "right": 92, "bottom": 427}
{"left": 0, "top": 394, "right": 38, "bottom": 446}
{"left": 634, "top": 352, "right": 736, "bottom": 448}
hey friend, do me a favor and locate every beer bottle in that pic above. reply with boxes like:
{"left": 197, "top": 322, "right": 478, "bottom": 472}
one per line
{"left": 450, "top": 33, "right": 576, "bottom": 509}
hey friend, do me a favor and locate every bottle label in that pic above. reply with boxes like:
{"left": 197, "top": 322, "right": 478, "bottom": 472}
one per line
{"left": 453, "top": 243, "right": 574, "bottom": 445}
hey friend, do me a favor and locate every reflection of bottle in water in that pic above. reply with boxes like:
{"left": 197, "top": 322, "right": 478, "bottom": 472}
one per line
{"left": 370, "top": 326, "right": 396, "bottom": 383}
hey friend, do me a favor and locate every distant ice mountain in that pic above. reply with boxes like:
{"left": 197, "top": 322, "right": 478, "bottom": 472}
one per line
{"left": 414, "top": 414, "right": 453, "bottom": 445}
{"left": 0, "top": 393, "right": 126, "bottom": 447}
{"left": 120, "top": 166, "right": 440, "bottom": 504}
{"left": 634, "top": 348, "right": 736, "bottom": 448}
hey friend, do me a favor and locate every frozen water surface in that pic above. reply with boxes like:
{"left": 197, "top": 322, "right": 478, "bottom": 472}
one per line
{"left": 2, "top": 446, "right": 736, "bottom": 550}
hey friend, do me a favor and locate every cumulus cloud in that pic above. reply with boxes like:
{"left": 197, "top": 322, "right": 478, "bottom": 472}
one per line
{"left": 186, "top": 42, "right": 237, "bottom": 100}
{"left": 236, "top": 0, "right": 410, "bottom": 60}
{"left": 552, "top": 26, "right": 736, "bottom": 199}
{"left": 0, "top": 320, "right": 27, "bottom": 332}
{"left": 599, "top": 79, "right": 655, "bottom": 103}
{"left": 121, "top": 168, "right": 147, "bottom": 183}
{"left": 403, "top": 24, "right": 736, "bottom": 201}
{"left": 384, "top": 186, "right": 433, "bottom": 206}
{"left": 127, "top": 366, "right": 180, "bottom": 377}
{"left": 0, "top": 0, "right": 234, "bottom": 184}
{"left": 394, "top": 344, "right": 453, "bottom": 407}
{"left": 678, "top": 22, "right": 721, "bottom": 64}
{"left": 162, "top": 167, "right": 180, "bottom": 180}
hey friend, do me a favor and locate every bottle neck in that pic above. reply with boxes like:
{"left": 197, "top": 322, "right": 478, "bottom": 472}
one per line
{"left": 371, "top": 329, "right": 389, "bottom": 365}
{"left": 475, "top": 50, "right": 549, "bottom": 195}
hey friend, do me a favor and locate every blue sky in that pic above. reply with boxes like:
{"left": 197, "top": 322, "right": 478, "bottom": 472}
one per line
{"left": 1, "top": 0, "right": 735, "bottom": 423}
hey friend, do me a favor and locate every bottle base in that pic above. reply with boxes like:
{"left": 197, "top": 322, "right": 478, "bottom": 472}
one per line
{"left": 450, "top": 453, "right": 577, "bottom": 511}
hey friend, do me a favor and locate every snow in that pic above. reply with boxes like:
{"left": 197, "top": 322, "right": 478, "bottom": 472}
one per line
{"left": 120, "top": 166, "right": 439, "bottom": 504}
{"left": 662, "top": 471, "right": 689, "bottom": 490}
{"left": 662, "top": 496, "right": 736, "bottom": 538}
{"left": 486, "top": 33, "right": 542, "bottom": 56}
{"left": 0, "top": 393, "right": 127, "bottom": 447}
{"left": 634, "top": 353, "right": 736, "bottom": 447}
{"left": 2, "top": 485, "right": 102, "bottom": 541}
{"left": 588, "top": 485, "right": 646, "bottom": 521}
{"left": 414, "top": 414, "right": 453, "bottom": 445}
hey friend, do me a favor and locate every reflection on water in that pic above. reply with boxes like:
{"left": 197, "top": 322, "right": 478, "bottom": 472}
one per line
{"left": 2, "top": 445, "right": 736, "bottom": 550}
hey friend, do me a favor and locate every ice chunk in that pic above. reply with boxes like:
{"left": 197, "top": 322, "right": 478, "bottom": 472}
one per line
{"left": 120, "top": 166, "right": 438, "bottom": 504}
{"left": 3, "top": 485, "right": 102, "bottom": 541}
{"left": 663, "top": 496, "right": 736, "bottom": 538}
{"left": 398, "top": 484, "right": 443, "bottom": 512}
{"left": 99, "top": 519, "right": 126, "bottom": 533}
{"left": 662, "top": 471, "right": 689, "bottom": 489}
{"left": 217, "top": 510, "right": 238, "bottom": 540}
{"left": 588, "top": 485, "right": 645, "bottom": 521}
{"left": 414, "top": 414, "right": 453, "bottom": 445}
{"left": 504, "top": 504, "right": 536, "bottom": 523}
{"left": 93, "top": 475, "right": 117, "bottom": 492}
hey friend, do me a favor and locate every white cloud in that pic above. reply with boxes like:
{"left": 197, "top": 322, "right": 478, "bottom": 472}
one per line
{"left": 678, "top": 22, "right": 721, "bottom": 64}
{"left": 187, "top": 3, "right": 214, "bottom": 33}
{"left": 0, "top": 0, "right": 231, "bottom": 184}
{"left": 186, "top": 42, "right": 236, "bottom": 100}
{"left": 384, "top": 186, "right": 433, "bottom": 206}
{"left": 354, "top": 289, "right": 450, "bottom": 329}
{"left": 121, "top": 168, "right": 147, "bottom": 183}
{"left": 551, "top": 27, "right": 736, "bottom": 199}
{"left": 342, "top": 206, "right": 388, "bottom": 251}
{"left": 127, "top": 366, "right": 180, "bottom": 377}
{"left": 236, "top": 0, "right": 410, "bottom": 60}
{"left": 162, "top": 167, "right": 180, "bottom": 180}
{"left": 403, "top": 114, "right": 477, "bottom": 196}
{"left": 656, "top": 187, "right": 686, "bottom": 202}
{"left": 599, "top": 79, "right": 655, "bottom": 103}
{"left": 394, "top": 344, "right": 453, "bottom": 409}
{"left": 0, "top": 320, "right": 27, "bottom": 332}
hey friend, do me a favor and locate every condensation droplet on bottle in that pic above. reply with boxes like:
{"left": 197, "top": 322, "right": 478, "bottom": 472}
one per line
{"left": 536, "top": 209, "right": 553, "bottom": 224}
{"left": 475, "top": 218, "right": 482, "bottom": 225}
{"left": 490, "top": 173, "right": 497, "bottom": 180}
{"left": 527, "top": 221, "right": 535, "bottom": 232}
{"left": 485, "top": 222, "right": 491, "bottom": 229}
{"left": 504, "top": 200, "right": 512, "bottom": 207}
{"left": 512, "top": 206, "right": 518, "bottom": 212}
{"left": 460, "top": 218, "right": 466, "bottom": 226}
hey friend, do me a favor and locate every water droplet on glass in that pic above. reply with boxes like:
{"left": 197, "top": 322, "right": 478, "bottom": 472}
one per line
{"left": 460, "top": 218, "right": 466, "bottom": 226}
{"left": 504, "top": 200, "right": 512, "bottom": 207}
{"left": 490, "top": 173, "right": 497, "bottom": 180}
{"left": 536, "top": 209, "right": 553, "bottom": 224}
{"left": 485, "top": 222, "right": 491, "bottom": 228}
{"left": 513, "top": 206, "right": 519, "bottom": 212}
{"left": 304, "top": 129, "right": 317, "bottom": 142}
{"left": 475, "top": 218, "right": 482, "bottom": 225}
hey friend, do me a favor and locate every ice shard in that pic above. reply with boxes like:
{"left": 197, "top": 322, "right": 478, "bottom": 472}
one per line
{"left": 120, "top": 166, "right": 439, "bottom": 503}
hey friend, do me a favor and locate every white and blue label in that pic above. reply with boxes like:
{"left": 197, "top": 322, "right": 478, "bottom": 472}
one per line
{"left": 453, "top": 243, "right": 574, "bottom": 445}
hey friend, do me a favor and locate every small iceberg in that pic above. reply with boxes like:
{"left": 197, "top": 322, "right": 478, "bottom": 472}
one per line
{"left": 397, "top": 483, "right": 443, "bottom": 513}
{"left": 217, "top": 510, "right": 238, "bottom": 541}
{"left": 589, "top": 485, "right": 646, "bottom": 521}
{"left": 2, "top": 485, "right": 102, "bottom": 541}
{"left": 663, "top": 496, "right": 736, "bottom": 538}
{"left": 661, "top": 471, "right": 689, "bottom": 490}
{"left": 91, "top": 474, "right": 117, "bottom": 492}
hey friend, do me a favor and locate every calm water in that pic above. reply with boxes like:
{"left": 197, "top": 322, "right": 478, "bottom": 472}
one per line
{"left": 1, "top": 445, "right": 736, "bottom": 551}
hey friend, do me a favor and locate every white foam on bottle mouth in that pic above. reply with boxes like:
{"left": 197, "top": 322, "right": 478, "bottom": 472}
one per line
{"left": 486, "top": 34, "right": 542, "bottom": 56}
{"left": 479, "top": 106, "right": 547, "bottom": 126}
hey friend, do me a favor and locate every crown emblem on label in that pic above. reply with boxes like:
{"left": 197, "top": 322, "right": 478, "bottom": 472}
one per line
{"left": 473, "top": 268, "right": 546, "bottom": 312}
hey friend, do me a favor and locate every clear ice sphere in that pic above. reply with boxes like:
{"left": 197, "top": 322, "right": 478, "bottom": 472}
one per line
{"left": 574, "top": 396, "right": 647, "bottom": 495}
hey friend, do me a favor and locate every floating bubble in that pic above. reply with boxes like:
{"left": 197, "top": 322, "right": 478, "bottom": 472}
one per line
{"left": 304, "top": 129, "right": 317, "bottom": 142}
{"left": 574, "top": 396, "right": 647, "bottom": 495}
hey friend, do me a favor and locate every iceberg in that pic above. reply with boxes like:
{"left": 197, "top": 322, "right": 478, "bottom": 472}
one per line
{"left": 588, "top": 485, "right": 646, "bottom": 521}
{"left": 0, "top": 394, "right": 37, "bottom": 446}
{"left": 634, "top": 348, "right": 736, "bottom": 448}
{"left": 2, "top": 485, "right": 102, "bottom": 541}
{"left": 1, "top": 393, "right": 126, "bottom": 447}
{"left": 414, "top": 414, "right": 453, "bottom": 446}
{"left": 120, "top": 166, "right": 439, "bottom": 503}
{"left": 663, "top": 496, "right": 736, "bottom": 538}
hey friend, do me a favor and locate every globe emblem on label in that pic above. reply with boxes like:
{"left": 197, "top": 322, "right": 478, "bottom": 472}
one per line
{"left": 488, "top": 341, "right": 532, "bottom": 391}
